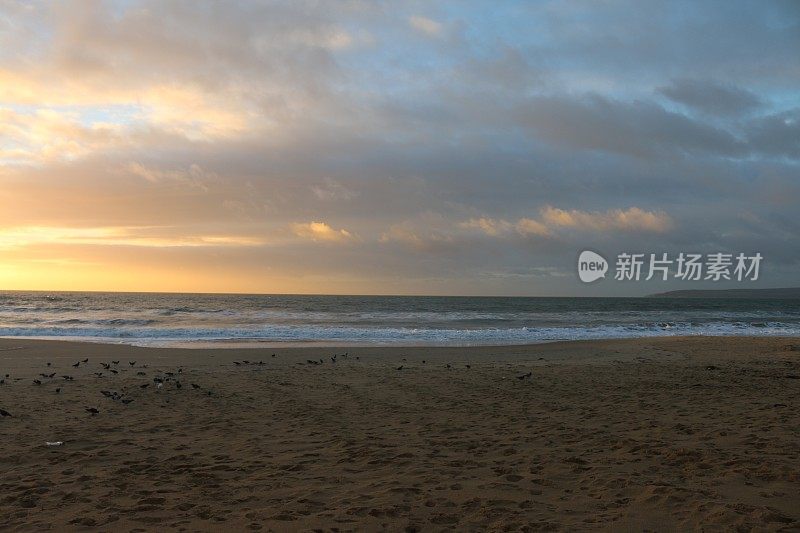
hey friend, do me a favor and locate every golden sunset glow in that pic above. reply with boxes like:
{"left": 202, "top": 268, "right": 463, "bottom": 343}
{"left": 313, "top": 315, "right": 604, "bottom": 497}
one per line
{"left": 1, "top": 1, "right": 797, "bottom": 295}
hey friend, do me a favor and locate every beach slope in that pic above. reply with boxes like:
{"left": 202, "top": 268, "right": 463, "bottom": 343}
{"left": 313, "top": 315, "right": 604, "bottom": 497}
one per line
{"left": 1, "top": 336, "right": 799, "bottom": 531}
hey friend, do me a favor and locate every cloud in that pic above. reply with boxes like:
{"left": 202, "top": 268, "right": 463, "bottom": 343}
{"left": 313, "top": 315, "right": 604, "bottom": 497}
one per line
{"left": 658, "top": 78, "right": 762, "bottom": 116}
{"left": 518, "top": 95, "right": 746, "bottom": 159}
{"left": 291, "top": 221, "right": 357, "bottom": 243}
{"left": 408, "top": 16, "right": 442, "bottom": 37}
{"left": 310, "top": 177, "right": 358, "bottom": 201}
{"left": 462, "top": 207, "right": 671, "bottom": 239}
{"left": 539, "top": 206, "right": 673, "bottom": 233}
{"left": 0, "top": 225, "right": 265, "bottom": 249}
{"left": 515, "top": 218, "right": 551, "bottom": 237}
{"left": 0, "top": 1, "right": 798, "bottom": 294}
{"left": 460, "top": 217, "right": 513, "bottom": 236}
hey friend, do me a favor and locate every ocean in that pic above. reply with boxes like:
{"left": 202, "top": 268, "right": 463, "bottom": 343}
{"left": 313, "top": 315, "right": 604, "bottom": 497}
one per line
{"left": 0, "top": 291, "right": 799, "bottom": 347}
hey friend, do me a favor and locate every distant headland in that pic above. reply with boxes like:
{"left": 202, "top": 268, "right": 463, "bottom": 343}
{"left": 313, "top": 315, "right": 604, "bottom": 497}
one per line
{"left": 649, "top": 287, "right": 800, "bottom": 299}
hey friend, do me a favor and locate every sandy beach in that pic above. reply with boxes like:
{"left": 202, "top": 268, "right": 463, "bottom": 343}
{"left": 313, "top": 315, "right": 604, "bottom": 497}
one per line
{"left": 1, "top": 336, "right": 799, "bottom": 531}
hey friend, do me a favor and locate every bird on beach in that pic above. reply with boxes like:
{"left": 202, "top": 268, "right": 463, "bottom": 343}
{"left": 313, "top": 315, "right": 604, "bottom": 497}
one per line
{"left": 140, "top": 383, "right": 149, "bottom": 389}
{"left": 0, "top": 408, "right": 11, "bottom": 417}
{"left": 0, "top": 379, "right": 4, "bottom": 385}
{"left": 175, "top": 381, "right": 182, "bottom": 389}
{"left": 191, "top": 383, "right": 200, "bottom": 389}
{"left": 85, "top": 407, "right": 100, "bottom": 415}
{"left": 46, "top": 362, "right": 51, "bottom": 367}
{"left": 101, "top": 363, "right": 110, "bottom": 370}
{"left": 122, "top": 398, "right": 134, "bottom": 405}
{"left": 396, "top": 365, "right": 403, "bottom": 371}
{"left": 94, "top": 372, "right": 103, "bottom": 377}
{"left": 233, "top": 361, "right": 241, "bottom": 366}
{"left": 72, "top": 361, "right": 81, "bottom": 368}
{"left": 61, "top": 375, "right": 74, "bottom": 381}
{"left": 110, "top": 369, "right": 118, "bottom": 375}
{"left": 112, "top": 361, "right": 119, "bottom": 365}
{"left": 55, "top": 388, "right": 61, "bottom": 394}
{"left": 466, "top": 364, "right": 471, "bottom": 369}
{"left": 82, "top": 358, "right": 88, "bottom": 363}
{"left": 446, "top": 364, "right": 451, "bottom": 369}
{"left": 271, "top": 353, "right": 276, "bottom": 357}
{"left": 33, "top": 379, "right": 42, "bottom": 385}
{"left": 517, "top": 372, "right": 532, "bottom": 380}
{"left": 129, "top": 361, "right": 136, "bottom": 367}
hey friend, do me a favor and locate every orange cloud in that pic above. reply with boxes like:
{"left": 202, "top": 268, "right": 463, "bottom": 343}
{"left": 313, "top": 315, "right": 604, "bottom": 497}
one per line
{"left": 540, "top": 206, "right": 673, "bottom": 233}
{"left": 291, "top": 221, "right": 356, "bottom": 243}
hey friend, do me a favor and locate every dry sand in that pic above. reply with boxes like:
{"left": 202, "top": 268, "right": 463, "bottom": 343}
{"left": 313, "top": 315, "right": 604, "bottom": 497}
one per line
{"left": 1, "top": 336, "right": 799, "bottom": 531}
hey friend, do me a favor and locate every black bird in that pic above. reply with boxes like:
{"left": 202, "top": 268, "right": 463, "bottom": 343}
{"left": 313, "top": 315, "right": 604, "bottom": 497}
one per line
{"left": 466, "top": 365, "right": 471, "bottom": 369}
{"left": 306, "top": 359, "right": 318, "bottom": 365}
{"left": 129, "top": 361, "right": 136, "bottom": 367}
{"left": 85, "top": 407, "right": 100, "bottom": 415}
{"left": 112, "top": 361, "right": 119, "bottom": 365}
{"left": 62, "top": 375, "right": 73, "bottom": 381}
{"left": 46, "top": 362, "right": 52, "bottom": 367}
{"left": 140, "top": 383, "right": 149, "bottom": 389}
{"left": 33, "top": 379, "right": 42, "bottom": 385}
{"left": 191, "top": 383, "right": 201, "bottom": 389}
{"left": 100, "top": 390, "right": 113, "bottom": 398}
{"left": 55, "top": 388, "right": 61, "bottom": 393}
{"left": 47, "top": 372, "right": 56, "bottom": 378}
{"left": 110, "top": 369, "right": 118, "bottom": 375}
{"left": 243, "top": 360, "right": 250, "bottom": 364}
{"left": 0, "top": 408, "right": 11, "bottom": 417}
{"left": 0, "top": 379, "right": 4, "bottom": 385}
{"left": 331, "top": 357, "right": 336, "bottom": 363}
{"left": 72, "top": 361, "right": 80, "bottom": 368}
{"left": 101, "top": 363, "right": 110, "bottom": 369}
{"left": 396, "top": 365, "right": 403, "bottom": 371}
{"left": 271, "top": 353, "right": 276, "bottom": 357}
{"left": 94, "top": 372, "right": 103, "bottom": 377}
{"left": 175, "top": 381, "right": 182, "bottom": 389}
{"left": 446, "top": 364, "right": 451, "bottom": 369}
{"left": 517, "top": 372, "right": 532, "bottom": 380}
{"left": 233, "top": 361, "right": 241, "bottom": 366}
{"left": 422, "top": 360, "right": 426, "bottom": 364}
{"left": 356, "top": 356, "right": 360, "bottom": 360}
{"left": 122, "top": 398, "right": 134, "bottom": 405}
{"left": 137, "top": 371, "right": 146, "bottom": 376}
{"left": 82, "top": 358, "right": 88, "bottom": 363}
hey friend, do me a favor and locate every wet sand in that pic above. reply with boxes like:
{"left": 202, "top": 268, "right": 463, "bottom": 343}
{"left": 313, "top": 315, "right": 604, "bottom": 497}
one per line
{"left": 1, "top": 336, "right": 799, "bottom": 531}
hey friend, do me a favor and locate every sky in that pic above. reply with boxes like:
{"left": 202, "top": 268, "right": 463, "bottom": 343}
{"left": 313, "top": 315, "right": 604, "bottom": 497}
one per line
{"left": 0, "top": 0, "right": 798, "bottom": 296}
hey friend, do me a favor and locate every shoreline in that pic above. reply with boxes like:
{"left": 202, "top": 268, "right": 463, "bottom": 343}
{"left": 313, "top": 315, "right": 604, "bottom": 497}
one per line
{"left": 3, "top": 333, "right": 800, "bottom": 354}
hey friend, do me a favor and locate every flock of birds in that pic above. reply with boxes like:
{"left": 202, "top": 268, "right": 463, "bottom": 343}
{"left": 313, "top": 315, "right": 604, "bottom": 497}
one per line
{"left": 0, "top": 357, "right": 210, "bottom": 418}
{"left": 0, "top": 351, "right": 540, "bottom": 419}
